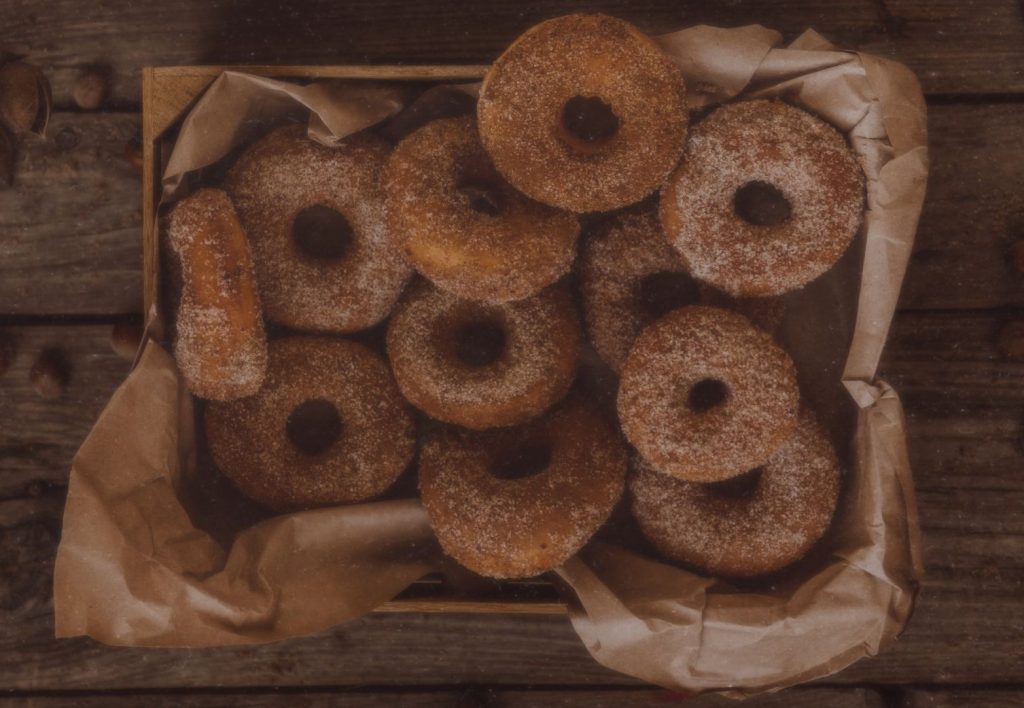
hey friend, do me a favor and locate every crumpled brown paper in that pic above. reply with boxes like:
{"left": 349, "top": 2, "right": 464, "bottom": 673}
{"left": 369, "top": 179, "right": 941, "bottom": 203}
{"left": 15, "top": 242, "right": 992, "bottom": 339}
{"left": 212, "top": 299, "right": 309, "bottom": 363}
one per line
{"left": 54, "top": 24, "right": 927, "bottom": 694}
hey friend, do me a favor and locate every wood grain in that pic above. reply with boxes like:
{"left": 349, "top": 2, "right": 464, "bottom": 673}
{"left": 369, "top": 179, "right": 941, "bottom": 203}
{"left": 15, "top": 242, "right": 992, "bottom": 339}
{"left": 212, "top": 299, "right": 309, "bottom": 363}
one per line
{"left": 904, "top": 689, "right": 1024, "bottom": 708}
{"left": 0, "top": 112, "right": 142, "bottom": 316}
{"left": 0, "top": 688, "right": 885, "bottom": 707}
{"left": 2, "top": 103, "right": 1023, "bottom": 315}
{"left": 0, "top": 324, "right": 131, "bottom": 498}
{"left": 1, "top": 0, "right": 1023, "bottom": 106}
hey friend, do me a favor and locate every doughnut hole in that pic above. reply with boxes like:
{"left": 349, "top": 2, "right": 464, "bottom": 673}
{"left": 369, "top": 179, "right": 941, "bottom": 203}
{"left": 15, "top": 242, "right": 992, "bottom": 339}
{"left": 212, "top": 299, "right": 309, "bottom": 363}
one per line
{"left": 454, "top": 319, "right": 507, "bottom": 367}
{"left": 734, "top": 181, "right": 792, "bottom": 226}
{"left": 286, "top": 399, "right": 343, "bottom": 456}
{"left": 490, "top": 439, "right": 553, "bottom": 481}
{"left": 706, "top": 467, "right": 763, "bottom": 499}
{"left": 635, "top": 271, "right": 700, "bottom": 319}
{"left": 456, "top": 156, "right": 504, "bottom": 216}
{"left": 457, "top": 180, "right": 503, "bottom": 216}
{"left": 560, "top": 95, "right": 620, "bottom": 152}
{"left": 687, "top": 378, "right": 730, "bottom": 412}
{"left": 292, "top": 205, "right": 353, "bottom": 260}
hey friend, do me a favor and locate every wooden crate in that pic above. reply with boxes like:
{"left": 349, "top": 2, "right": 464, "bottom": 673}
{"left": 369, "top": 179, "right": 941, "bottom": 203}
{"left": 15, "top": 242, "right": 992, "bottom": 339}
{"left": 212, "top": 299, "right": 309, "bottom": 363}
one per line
{"left": 141, "top": 65, "right": 568, "bottom": 616}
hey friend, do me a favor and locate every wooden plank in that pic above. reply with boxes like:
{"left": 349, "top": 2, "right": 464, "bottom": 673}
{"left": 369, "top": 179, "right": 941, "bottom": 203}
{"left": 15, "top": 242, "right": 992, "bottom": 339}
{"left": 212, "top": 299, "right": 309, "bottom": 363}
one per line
{"left": 1, "top": 0, "right": 1022, "bottom": 105}
{"left": 0, "top": 311, "right": 1022, "bottom": 687}
{"left": 904, "top": 689, "right": 1024, "bottom": 707}
{"left": 0, "top": 325, "right": 131, "bottom": 498}
{"left": 0, "top": 693, "right": 461, "bottom": 708}
{"left": 902, "top": 103, "right": 1024, "bottom": 310}
{"left": 882, "top": 310, "right": 1024, "bottom": 415}
{"left": 3, "top": 103, "right": 1023, "bottom": 315}
{"left": 485, "top": 689, "right": 884, "bottom": 707}
{"left": 0, "top": 112, "right": 142, "bottom": 316}
{"left": 0, "top": 687, "right": 885, "bottom": 707}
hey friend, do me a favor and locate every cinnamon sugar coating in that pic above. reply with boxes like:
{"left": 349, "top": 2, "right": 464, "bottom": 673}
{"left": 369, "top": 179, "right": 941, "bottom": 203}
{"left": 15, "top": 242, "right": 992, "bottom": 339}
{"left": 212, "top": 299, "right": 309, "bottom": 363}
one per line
{"left": 580, "top": 210, "right": 786, "bottom": 374}
{"left": 630, "top": 410, "right": 840, "bottom": 577}
{"left": 386, "top": 280, "right": 582, "bottom": 430}
{"left": 580, "top": 210, "right": 697, "bottom": 373}
{"left": 224, "top": 124, "right": 412, "bottom": 333}
{"left": 661, "top": 100, "right": 865, "bottom": 297}
{"left": 478, "top": 14, "right": 688, "bottom": 213}
{"left": 617, "top": 306, "right": 799, "bottom": 482}
{"left": 169, "top": 188, "right": 267, "bottom": 401}
{"left": 384, "top": 115, "right": 579, "bottom": 302}
{"left": 205, "top": 337, "right": 416, "bottom": 511}
{"left": 419, "top": 398, "right": 628, "bottom": 578}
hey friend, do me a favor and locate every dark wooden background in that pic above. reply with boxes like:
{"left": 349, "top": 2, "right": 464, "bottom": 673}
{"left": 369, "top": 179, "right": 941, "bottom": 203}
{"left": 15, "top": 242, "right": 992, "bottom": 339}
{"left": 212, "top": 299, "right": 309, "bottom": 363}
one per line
{"left": 1, "top": 1, "right": 1023, "bottom": 706}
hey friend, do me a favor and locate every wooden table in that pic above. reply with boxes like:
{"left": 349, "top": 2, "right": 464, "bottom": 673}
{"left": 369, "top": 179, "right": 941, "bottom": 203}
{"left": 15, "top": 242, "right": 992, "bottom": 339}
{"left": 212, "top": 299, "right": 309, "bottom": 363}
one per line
{"left": 1, "top": 2, "right": 1022, "bottom": 706}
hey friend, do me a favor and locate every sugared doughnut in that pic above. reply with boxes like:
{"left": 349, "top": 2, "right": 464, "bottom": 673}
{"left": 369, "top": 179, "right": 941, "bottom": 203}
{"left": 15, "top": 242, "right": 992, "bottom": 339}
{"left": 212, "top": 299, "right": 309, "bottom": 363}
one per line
{"left": 580, "top": 210, "right": 700, "bottom": 373}
{"left": 661, "top": 99, "right": 865, "bottom": 297}
{"left": 168, "top": 188, "right": 267, "bottom": 401}
{"left": 630, "top": 410, "right": 840, "bottom": 577}
{"left": 478, "top": 14, "right": 688, "bottom": 213}
{"left": 698, "top": 285, "right": 786, "bottom": 336}
{"left": 386, "top": 280, "right": 581, "bottom": 430}
{"left": 224, "top": 124, "right": 411, "bottom": 332}
{"left": 580, "top": 211, "right": 786, "bottom": 374}
{"left": 617, "top": 306, "right": 799, "bottom": 482}
{"left": 419, "top": 399, "right": 627, "bottom": 578}
{"left": 205, "top": 337, "right": 416, "bottom": 511}
{"left": 384, "top": 115, "right": 579, "bottom": 302}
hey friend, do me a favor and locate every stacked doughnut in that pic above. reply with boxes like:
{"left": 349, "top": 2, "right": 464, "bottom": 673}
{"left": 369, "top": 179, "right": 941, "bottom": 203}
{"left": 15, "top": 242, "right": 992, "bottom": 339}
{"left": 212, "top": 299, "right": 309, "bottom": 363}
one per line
{"left": 168, "top": 13, "right": 865, "bottom": 582}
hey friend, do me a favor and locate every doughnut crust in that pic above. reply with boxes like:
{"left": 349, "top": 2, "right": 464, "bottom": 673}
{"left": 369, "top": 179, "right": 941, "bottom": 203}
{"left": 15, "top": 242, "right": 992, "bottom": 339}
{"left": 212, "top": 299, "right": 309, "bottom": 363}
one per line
{"left": 419, "top": 399, "right": 628, "bottom": 578}
{"left": 224, "top": 124, "right": 412, "bottom": 332}
{"left": 205, "top": 337, "right": 416, "bottom": 511}
{"left": 478, "top": 13, "right": 688, "bottom": 213}
{"left": 384, "top": 115, "right": 579, "bottom": 302}
{"left": 387, "top": 280, "right": 581, "bottom": 430}
{"left": 631, "top": 410, "right": 841, "bottom": 577}
{"left": 169, "top": 188, "right": 267, "bottom": 401}
{"left": 617, "top": 306, "right": 799, "bottom": 482}
{"left": 661, "top": 100, "right": 865, "bottom": 296}
{"left": 580, "top": 210, "right": 699, "bottom": 373}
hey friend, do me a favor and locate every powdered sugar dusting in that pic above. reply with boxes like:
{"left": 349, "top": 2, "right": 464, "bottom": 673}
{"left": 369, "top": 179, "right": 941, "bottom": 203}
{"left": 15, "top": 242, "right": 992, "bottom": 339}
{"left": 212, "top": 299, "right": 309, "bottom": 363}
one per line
{"left": 169, "top": 188, "right": 268, "bottom": 401}
{"left": 617, "top": 305, "right": 799, "bottom": 481}
{"left": 419, "top": 399, "right": 627, "bottom": 578}
{"left": 205, "top": 337, "right": 416, "bottom": 511}
{"left": 661, "top": 99, "right": 865, "bottom": 296}
{"left": 386, "top": 280, "right": 582, "bottom": 429}
{"left": 478, "top": 13, "right": 688, "bottom": 213}
{"left": 384, "top": 115, "right": 580, "bottom": 302}
{"left": 223, "top": 124, "right": 412, "bottom": 333}
{"left": 630, "top": 409, "right": 841, "bottom": 577}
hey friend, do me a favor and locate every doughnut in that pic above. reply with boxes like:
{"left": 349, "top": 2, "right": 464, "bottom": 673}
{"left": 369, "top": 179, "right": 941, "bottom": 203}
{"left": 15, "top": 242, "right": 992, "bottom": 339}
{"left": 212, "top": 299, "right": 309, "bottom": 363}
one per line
{"left": 698, "top": 285, "right": 786, "bottom": 336}
{"left": 384, "top": 115, "right": 579, "bottom": 302}
{"left": 477, "top": 14, "right": 688, "bottom": 213}
{"left": 617, "top": 306, "right": 799, "bottom": 482}
{"left": 661, "top": 99, "right": 865, "bottom": 297}
{"left": 580, "top": 210, "right": 700, "bottom": 373}
{"left": 386, "top": 280, "right": 581, "bottom": 430}
{"left": 419, "top": 399, "right": 627, "bottom": 578}
{"left": 580, "top": 210, "right": 786, "bottom": 374}
{"left": 224, "top": 124, "right": 411, "bottom": 332}
{"left": 205, "top": 336, "right": 416, "bottom": 511}
{"left": 630, "top": 410, "right": 841, "bottom": 577}
{"left": 168, "top": 188, "right": 267, "bottom": 401}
